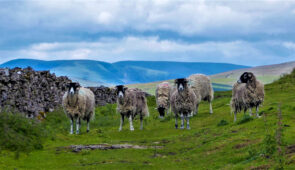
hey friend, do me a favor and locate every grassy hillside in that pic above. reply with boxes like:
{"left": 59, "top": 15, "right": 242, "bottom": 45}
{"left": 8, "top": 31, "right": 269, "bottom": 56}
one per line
{"left": 211, "top": 61, "right": 295, "bottom": 86}
{"left": 127, "top": 61, "right": 295, "bottom": 94}
{"left": 1, "top": 70, "right": 295, "bottom": 169}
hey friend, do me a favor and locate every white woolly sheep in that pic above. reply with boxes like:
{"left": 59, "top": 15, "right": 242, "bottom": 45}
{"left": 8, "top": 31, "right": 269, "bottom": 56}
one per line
{"left": 115, "top": 85, "right": 149, "bottom": 131}
{"left": 155, "top": 82, "right": 171, "bottom": 118}
{"left": 62, "top": 83, "right": 95, "bottom": 134}
{"left": 188, "top": 74, "right": 214, "bottom": 115}
{"left": 170, "top": 78, "right": 197, "bottom": 130}
{"left": 231, "top": 72, "right": 265, "bottom": 122}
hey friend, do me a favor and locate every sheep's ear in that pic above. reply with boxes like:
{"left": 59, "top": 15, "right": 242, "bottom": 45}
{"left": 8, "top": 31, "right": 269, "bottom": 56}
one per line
{"left": 174, "top": 79, "right": 178, "bottom": 84}
{"left": 124, "top": 87, "right": 128, "bottom": 91}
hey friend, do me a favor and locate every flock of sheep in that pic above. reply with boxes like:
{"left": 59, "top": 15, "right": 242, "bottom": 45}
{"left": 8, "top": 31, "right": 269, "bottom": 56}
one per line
{"left": 62, "top": 72, "right": 264, "bottom": 134}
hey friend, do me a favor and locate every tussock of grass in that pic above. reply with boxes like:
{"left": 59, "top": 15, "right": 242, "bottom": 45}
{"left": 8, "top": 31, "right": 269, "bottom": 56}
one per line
{"left": 217, "top": 119, "right": 229, "bottom": 126}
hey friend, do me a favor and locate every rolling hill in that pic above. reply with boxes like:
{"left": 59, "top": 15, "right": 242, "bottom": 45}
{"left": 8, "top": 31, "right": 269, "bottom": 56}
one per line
{"left": 127, "top": 61, "right": 295, "bottom": 94}
{"left": 0, "top": 59, "right": 249, "bottom": 86}
{"left": 210, "top": 61, "right": 295, "bottom": 86}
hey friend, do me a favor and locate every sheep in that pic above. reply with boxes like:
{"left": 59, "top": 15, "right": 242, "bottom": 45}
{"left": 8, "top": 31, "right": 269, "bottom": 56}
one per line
{"left": 188, "top": 74, "right": 214, "bottom": 115}
{"left": 115, "top": 85, "right": 149, "bottom": 131}
{"left": 155, "top": 82, "right": 171, "bottom": 118}
{"left": 62, "top": 82, "right": 95, "bottom": 134}
{"left": 170, "top": 78, "right": 197, "bottom": 130}
{"left": 230, "top": 72, "right": 265, "bottom": 122}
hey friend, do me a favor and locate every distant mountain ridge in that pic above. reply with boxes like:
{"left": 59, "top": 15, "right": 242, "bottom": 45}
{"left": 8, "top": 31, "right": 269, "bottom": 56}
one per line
{"left": 0, "top": 59, "right": 250, "bottom": 86}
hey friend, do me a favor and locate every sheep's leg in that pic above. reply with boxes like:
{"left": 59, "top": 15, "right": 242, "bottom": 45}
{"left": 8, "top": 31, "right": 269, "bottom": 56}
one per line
{"left": 129, "top": 115, "right": 134, "bottom": 131}
{"left": 195, "top": 104, "right": 199, "bottom": 116}
{"left": 70, "top": 117, "right": 74, "bottom": 135}
{"left": 186, "top": 114, "right": 190, "bottom": 130}
{"left": 256, "top": 106, "right": 261, "bottom": 118}
{"left": 209, "top": 102, "right": 213, "bottom": 114}
{"left": 119, "top": 114, "right": 124, "bottom": 131}
{"left": 175, "top": 114, "right": 178, "bottom": 129}
{"left": 180, "top": 113, "right": 184, "bottom": 129}
{"left": 140, "top": 115, "right": 143, "bottom": 130}
{"left": 76, "top": 117, "right": 80, "bottom": 134}
{"left": 86, "top": 118, "right": 90, "bottom": 133}
{"left": 249, "top": 108, "right": 253, "bottom": 117}
{"left": 234, "top": 111, "right": 237, "bottom": 122}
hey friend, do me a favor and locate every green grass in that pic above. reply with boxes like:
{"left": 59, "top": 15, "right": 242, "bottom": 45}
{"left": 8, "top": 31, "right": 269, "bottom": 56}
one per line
{"left": 1, "top": 70, "right": 295, "bottom": 169}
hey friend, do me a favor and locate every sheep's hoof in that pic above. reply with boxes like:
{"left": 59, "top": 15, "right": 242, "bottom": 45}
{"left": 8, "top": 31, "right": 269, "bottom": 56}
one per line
{"left": 180, "top": 126, "right": 184, "bottom": 130}
{"left": 159, "top": 116, "right": 164, "bottom": 119}
{"left": 87, "top": 130, "right": 89, "bottom": 133}
{"left": 187, "top": 126, "right": 191, "bottom": 130}
{"left": 175, "top": 125, "right": 178, "bottom": 129}
{"left": 130, "top": 128, "right": 134, "bottom": 131}
{"left": 70, "top": 132, "right": 73, "bottom": 135}
{"left": 119, "top": 128, "right": 122, "bottom": 132}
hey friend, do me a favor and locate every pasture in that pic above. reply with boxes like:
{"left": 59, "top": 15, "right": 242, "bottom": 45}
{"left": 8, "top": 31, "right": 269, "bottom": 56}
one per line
{"left": 0, "top": 70, "right": 295, "bottom": 169}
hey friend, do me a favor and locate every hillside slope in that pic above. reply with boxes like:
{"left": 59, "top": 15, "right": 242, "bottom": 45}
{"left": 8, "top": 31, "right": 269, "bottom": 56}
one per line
{"left": 127, "top": 61, "right": 295, "bottom": 94}
{"left": 0, "top": 59, "right": 249, "bottom": 86}
{"left": 211, "top": 61, "right": 295, "bottom": 86}
{"left": 1, "top": 69, "right": 295, "bottom": 169}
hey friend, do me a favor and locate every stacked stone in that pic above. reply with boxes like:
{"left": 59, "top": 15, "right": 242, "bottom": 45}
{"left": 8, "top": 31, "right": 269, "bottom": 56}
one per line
{"left": 0, "top": 67, "right": 71, "bottom": 117}
{"left": 88, "top": 86, "right": 117, "bottom": 106}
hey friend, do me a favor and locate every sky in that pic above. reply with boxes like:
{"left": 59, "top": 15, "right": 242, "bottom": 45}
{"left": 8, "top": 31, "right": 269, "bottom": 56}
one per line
{"left": 0, "top": 0, "right": 295, "bottom": 66}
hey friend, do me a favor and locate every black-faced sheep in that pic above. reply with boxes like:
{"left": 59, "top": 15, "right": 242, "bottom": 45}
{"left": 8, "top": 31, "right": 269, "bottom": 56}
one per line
{"left": 188, "top": 74, "right": 214, "bottom": 115}
{"left": 62, "top": 83, "right": 95, "bottom": 134}
{"left": 231, "top": 72, "right": 264, "bottom": 122}
{"left": 115, "top": 85, "right": 149, "bottom": 131}
{"left": 170, "top": 78, "right": 197, "bottom": 130}
{"left": 155, "top": 82, "right": 171, "bottom": 118}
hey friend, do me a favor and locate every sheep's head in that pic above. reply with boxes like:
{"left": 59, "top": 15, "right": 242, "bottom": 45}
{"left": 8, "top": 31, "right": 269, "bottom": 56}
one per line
{"left": 115, "top": 85, "right": 128, "bottom": 99}
{"left": 238, "top": 72, "right": 256, "bottom": 84}
{"left": 157, "top": 107, "right": 166, "bottom": 118}
{"left": 175, "top": 78, "right": 188, "bottom": 92}
{"left": 66, "top": 82, "right": 80, "bottom": 95}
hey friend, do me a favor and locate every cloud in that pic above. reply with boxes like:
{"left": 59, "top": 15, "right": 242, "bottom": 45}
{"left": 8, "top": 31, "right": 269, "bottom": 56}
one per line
{"left": 0, "top": 0, "right": 295, "bottom": 66}
{"left": 283, "top": 42, "right": 295, "bottom": 50}
{"left": 1, "top": 0, "right": 295, "bottom": 36}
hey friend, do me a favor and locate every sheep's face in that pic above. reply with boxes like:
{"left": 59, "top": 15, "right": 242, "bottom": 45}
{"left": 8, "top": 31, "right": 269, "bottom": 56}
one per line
{"left": 238, "top": 72, "right": 255, "bottom": 84}
{"left": 66, "top": 82, "right": 80, "bottom": 95}
{"left": 175, "top": 78, "right": 188, "bottom": 92}
{"left": 116, "top": 85, "right": 128, "bottom": 99}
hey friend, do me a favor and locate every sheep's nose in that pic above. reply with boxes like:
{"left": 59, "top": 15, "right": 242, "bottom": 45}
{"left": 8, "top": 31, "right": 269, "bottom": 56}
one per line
{"left": 178, "top": 84, "right": 184, "bottom": 91}
{"left": 237, "top": 80, "right": 242, "bottom": 84}
{"left": 118, "top": 91, "right": 124, "bottom": 98}
{"left": 70, "top": 87, "right": 74, "bottom": 94}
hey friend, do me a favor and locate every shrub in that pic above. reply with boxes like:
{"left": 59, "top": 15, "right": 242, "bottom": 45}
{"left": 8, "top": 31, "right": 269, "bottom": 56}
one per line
{"left": 0, "top": 112, "right": 46, "bottom": 158}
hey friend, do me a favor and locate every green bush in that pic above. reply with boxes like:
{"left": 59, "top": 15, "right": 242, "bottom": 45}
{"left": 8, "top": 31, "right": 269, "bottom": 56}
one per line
{"left": 0, "top": 112, "right": 46, "bottom": 158}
